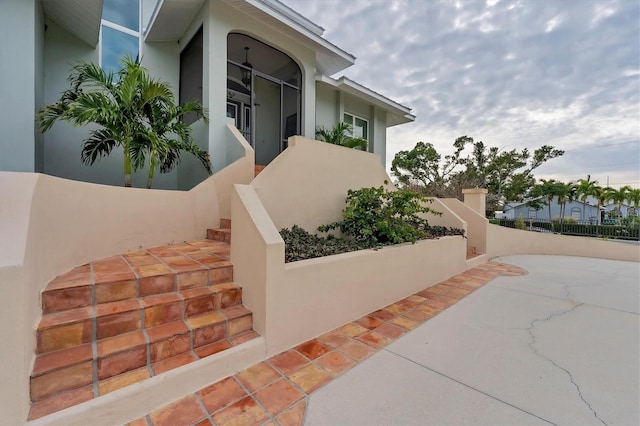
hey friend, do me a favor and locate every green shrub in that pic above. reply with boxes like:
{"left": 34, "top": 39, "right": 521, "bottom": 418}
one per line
{"left": 552, "top": 216, "right": 577, "bottom": 224}
{"left": 280, "top": 225, "right": 364, "bottom": 263}
{"left": 318, "top": 186, "right": 441, "bottom": 246}
{"left": 515, "top": 215, "right": 526, "bottom": 230}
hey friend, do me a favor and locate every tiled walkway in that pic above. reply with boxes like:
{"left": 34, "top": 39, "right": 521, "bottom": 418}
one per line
{"left": 126, "top": 261, "right": 527, "bottom": 426}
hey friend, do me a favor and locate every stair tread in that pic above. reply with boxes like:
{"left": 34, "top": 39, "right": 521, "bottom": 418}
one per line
{"left": 146, "top": 320, "right": 190, "bottom": 342}
{"left": 38, "top": 307, "right": 92, "bottom": 329}
{"left": 97, "top": 330, "right": 147, "bottom": 357}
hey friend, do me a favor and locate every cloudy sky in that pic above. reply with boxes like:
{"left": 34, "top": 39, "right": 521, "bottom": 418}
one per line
{"left": 282, "top": 0, "right": 639, "bottom": 189}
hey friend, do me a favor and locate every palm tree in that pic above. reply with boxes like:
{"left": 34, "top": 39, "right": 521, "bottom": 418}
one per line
{"left": 556, "top": 181, "right": 575, "bottom": 225}
{"left": 575, "top": 176, "right": 598, "bottom": 222}
{"left": 605, "top": 186, "right": 631, "bottom": 225}
{"left": 315, "top": 122, "right": 368, "bottom": 150}
{"left": 592, "top": 185, "right": 608, "bottom": 224}
{"left": 542, "top": 179, "right": 560, "bottom": 222}
{"left": 38, "top": 56, "right": 211, "bottom": 188}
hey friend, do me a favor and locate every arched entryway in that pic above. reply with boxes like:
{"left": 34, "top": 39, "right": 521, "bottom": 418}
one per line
{"left": 227, "top": 33, "right": 302, "bottom": 165}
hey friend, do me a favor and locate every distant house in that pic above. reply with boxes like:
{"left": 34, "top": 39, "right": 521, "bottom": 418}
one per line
{"left": 504, "top": 196, "right": 601, "bottom": 223}
{"left": 0, "top": 0, "right": 415, "bottom": 190}
{"left": 603, "top": 203, "right": 636, "bottom": 220}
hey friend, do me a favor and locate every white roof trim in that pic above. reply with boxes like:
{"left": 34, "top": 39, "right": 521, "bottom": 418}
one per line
{"left": 43, "top": 0, "right": 103, "bottom": 47}
{"left": 223, "top": 0, "right": 355, "bottom": 76}
{"left": 255, "top": 0, "right": 325, "bottom": 36}
{"left": 144, "top": 0, "right": 205, "bottom": 42}
{"left": 318, "top": 75, "right": 416, "bottom": 126}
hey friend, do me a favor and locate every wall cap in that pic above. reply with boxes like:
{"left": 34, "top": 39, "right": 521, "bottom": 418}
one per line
{"left": 462, "top": 188, "right": 488, "bottom": 194}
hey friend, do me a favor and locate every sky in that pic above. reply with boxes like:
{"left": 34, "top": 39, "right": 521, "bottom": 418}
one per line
{"left": 281, "top": 0, "right": 640, "bottom": 189}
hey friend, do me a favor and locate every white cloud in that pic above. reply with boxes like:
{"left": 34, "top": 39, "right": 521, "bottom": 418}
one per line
{"left": 282, "top": 0, "right": 640, "bottom": 188}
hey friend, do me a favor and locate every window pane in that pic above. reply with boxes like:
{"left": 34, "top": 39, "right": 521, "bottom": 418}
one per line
{"left": 343, "top": 114, "right": 353, "bottom": 125}
{"left": 101, "top": 26, "right": 138, "bottom": 73}
{"left": 354, "top": 117, "right": 368, "bottom": 140}
{"left": 103, "top": 0, "right": 139, "bottom": 31}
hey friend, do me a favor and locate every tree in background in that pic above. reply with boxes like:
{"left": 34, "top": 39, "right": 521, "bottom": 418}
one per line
{"left": 38, "top": 56, "right": 211, "bottom": 188}
{"left": 575, "top": 176, "right": 598, "bottom": 222}
{"left": 391, "top": 136, "right": 564, "bottom": 212}
{"left": 528, "top": 179, "right": 563, "bottom": 222}
{"left": 606, "top": 186, "right": 632, "bottom": 224}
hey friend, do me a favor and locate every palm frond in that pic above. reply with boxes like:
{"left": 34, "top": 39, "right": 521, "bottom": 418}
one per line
{"left": 81, "top": 129, "right": 117, "bottom": 165}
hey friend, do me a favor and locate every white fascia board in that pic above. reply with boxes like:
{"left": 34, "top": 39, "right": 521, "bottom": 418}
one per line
{"left": 240, "top": 0, "right": 355, "bottom": 65}
{"left": 318, "top": 75, "right": 415, "bottom": 122}
{"left": 257, "top": 0, "right": 325, "bottom": 36}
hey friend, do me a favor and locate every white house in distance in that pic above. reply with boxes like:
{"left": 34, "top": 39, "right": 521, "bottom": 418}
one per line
{"left": 0, "top": 0, "right": 415, "bottom": 190}
{"left": 502, "top": 196, "right": 636, "bottom": 224}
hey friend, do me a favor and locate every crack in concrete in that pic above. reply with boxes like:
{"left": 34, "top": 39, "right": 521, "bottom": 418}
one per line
{"left": 526, "top": 301, "right": 608, "bottom": 426}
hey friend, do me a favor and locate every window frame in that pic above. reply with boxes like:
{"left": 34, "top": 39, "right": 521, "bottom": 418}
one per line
{"left": 343, "top": 112, "right": 369, "bottom": 142}
{"left": 99, "top": 0, "right": 142, "bottom": 71}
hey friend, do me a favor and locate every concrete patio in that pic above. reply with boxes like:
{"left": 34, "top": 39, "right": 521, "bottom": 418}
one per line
{"left": 305, "top": 255, "right": 640, "bottom": 425}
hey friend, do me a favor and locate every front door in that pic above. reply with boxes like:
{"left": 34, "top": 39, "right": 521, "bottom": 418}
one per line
{"left": 253, "top": 75, "right": 282, "bottom": 165}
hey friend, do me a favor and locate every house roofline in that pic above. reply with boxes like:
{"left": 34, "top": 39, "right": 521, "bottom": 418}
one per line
{"left": 317, "top": 75, "right": 416, "bottom": 126}
{"left": 223, "top": 0, "right": 356, "bottom": 75}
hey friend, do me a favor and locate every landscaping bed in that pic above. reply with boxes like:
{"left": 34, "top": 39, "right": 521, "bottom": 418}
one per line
{"left": 280, "top": 225, "right": 465, "bottom": 262}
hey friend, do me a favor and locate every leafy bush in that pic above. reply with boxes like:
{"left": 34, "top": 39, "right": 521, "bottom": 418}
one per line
{"left": 279, "top": 185, "right": 465, "bottom": 262}
{"left": 552, "top": 217, "right": 577, "bottom": 224}
{"left": 280, "top": 226, "right": 365, "bottom": 263}
{"left": 515, "top": 215, "right": 526, "bottom": 230}
{"left": 281, "top": 225, "right": 465, "bottom": 262}
{"left": 318, "top": 186, "right": 442, "bottom": 246}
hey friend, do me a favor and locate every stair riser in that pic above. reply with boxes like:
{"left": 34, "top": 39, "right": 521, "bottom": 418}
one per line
{"left": 206, "top": 229, "right": 231, "bottom": 243}
{"left": 41, "top": 266, "right": 234, "bottom": 314}
{"left": 30, "top": 312, "right": 252, "bottom": 403}
{"left": 37, "top": 285, "right": 241, "bottom": 354}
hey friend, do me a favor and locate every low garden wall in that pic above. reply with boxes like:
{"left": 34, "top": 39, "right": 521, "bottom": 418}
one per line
{"left": 487, "top": 224, "right": 640, "bottom": 262}
{"left": 231, "top": 184, "right": 467, "bottom": 356}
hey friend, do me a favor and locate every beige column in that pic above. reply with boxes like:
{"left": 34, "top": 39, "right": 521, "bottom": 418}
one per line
{"left": 462, "top": 188, "right": 488, "bottom": 216}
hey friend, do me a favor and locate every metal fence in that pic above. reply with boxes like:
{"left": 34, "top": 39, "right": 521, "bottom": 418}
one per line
{"left": 494, "top": 218, "right": 640, "bottom": 241}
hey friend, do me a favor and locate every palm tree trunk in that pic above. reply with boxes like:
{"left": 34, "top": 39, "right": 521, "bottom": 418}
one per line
{"left": 124, "top": 146, "right": 132, "bottom": 188}
{"left": 146, "top": 164, "right": 155, "bottom": 189}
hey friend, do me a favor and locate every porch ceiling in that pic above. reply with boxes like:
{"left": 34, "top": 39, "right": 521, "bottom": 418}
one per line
{"left": 144, "top": 0, "right": 206, "bottom": 42}
{"left": 42, "top": 0, "right": 102, "bottom": 47}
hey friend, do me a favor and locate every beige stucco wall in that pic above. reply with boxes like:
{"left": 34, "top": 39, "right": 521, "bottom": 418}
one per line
{"left": 0, "top": 133, "right": 252, "bottom": 424}
{"left": 251, "top": 136, "right": 394, "bottom": 232}
{"left": 440, "top": 198, "right": 488, "bottom": 254}
{"left": 487, "top": 224, "right": 640, "bottom": 262}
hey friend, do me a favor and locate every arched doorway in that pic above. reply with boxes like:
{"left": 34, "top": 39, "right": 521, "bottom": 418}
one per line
{"left": 227, "top": 33, "right": 302, "bottom": 165}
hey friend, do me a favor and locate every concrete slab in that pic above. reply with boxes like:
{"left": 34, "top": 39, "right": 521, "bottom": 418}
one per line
{"left": 305, "top": 255, "right": 640, "bottom": 425}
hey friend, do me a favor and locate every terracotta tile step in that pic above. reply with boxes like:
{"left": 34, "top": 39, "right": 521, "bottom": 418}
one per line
{"left": 30, "top": 307, "right": 255, "bottom": 403}
{"left": 206, "top": 228, "right": 231, "bottom": 243}
{"left": 41, "top": 241, "right": 234, "bottom": 315}
{"left": 36, "top": 283, "right": 244, "bottom": 354}
{"left": 219, "top": 218, "right": 231, "bottom": 229}
{"left": 41, "top": 261, "right": 235, "bottom": 315}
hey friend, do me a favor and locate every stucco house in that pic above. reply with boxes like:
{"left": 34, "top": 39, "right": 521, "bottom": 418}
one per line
{"left": 0, "top": 0, "right": 415, "bottom": 190}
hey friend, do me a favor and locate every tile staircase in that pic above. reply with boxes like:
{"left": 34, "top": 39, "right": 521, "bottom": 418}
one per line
{"left": 28, "top": 220, "right": 259, "bottom": 420}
